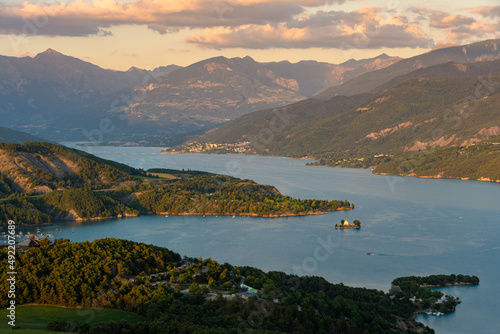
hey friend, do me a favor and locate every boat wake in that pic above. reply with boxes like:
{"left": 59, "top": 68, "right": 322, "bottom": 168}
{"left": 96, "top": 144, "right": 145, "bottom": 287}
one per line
{"left": 366, "top": 253, "right": 391, "bottom": 256}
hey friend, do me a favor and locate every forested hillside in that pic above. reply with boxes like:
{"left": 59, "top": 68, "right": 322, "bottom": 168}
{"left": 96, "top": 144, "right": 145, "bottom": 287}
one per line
{"left": 0, "top": 238, "right": 439, "bottom": 333}
{"left": 373, "top": 141, "right": 500, "bottom": 181}
{"left": 0, "top": 126, "right": 50, "bottom": 144}
{"left": 196, "top": 93, "right": 373, "bottom": 145}
{"left": 0, "top": 142, "right": 143, "bottom": 196}
{"left": 286, "top": 74, "right": 500, "bottom": 157}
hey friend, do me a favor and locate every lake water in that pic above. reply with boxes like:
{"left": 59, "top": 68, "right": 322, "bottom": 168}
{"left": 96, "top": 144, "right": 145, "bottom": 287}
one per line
{"left": 33, "top": 144, "right": 500, "bottom": 333}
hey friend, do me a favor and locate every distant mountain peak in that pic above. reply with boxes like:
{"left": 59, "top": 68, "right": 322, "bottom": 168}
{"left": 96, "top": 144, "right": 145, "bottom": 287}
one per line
{"left": 127, "top": 66, "right": 144, "bottom": 72}
{"left": 430, "top": 43, "right": 459, "bottom": 52}
{"left": 38, "top": 48, "right": 64, "bottom": 57}
{"left": 376, "top": 53, "right": 391, "bottom": 59}
{"left": 339, "top": 53, "right": 397, "bottom": 68}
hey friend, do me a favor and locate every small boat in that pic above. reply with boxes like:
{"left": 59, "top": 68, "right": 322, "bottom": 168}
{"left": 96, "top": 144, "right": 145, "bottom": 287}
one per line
{"left": 366, "top": 253, "right": 371, "bottom": 255}
{"left": 165, "top": 215, "right": 169, "bottom": 217}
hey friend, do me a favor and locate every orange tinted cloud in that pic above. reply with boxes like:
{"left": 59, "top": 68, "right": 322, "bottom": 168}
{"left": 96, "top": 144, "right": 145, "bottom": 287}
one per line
{"left": 0, "top": 0, "right": 331, "bottom": 36}
{"left": 430, "top": 14, "right": 475, "bottom": 28}
{"left": 186, "top": 6, "right": 432, "bottom": 49}
{"left": 411, "top": 6, "right": 500, "bottom": 44}
{"left": 471, "top": 6, "right": 500, "bottom": 18}
{"left": 1, "top": 1, "right": 498, "bottom": 50}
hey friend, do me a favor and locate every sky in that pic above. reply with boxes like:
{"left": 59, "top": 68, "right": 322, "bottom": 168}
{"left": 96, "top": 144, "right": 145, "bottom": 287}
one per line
{"left": 0, "top": 0, "right": 499, "bottom": 71}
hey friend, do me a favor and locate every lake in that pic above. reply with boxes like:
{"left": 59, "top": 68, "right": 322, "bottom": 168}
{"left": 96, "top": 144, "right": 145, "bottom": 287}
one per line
{"left": 37, "top": 144, "right": 500, "bottom": 333}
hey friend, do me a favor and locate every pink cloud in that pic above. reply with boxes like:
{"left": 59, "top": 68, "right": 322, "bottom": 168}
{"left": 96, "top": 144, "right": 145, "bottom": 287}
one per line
{"left": 186, "top": 7, "right": 433, "bottom": 49}
{"left": 1, "top": 1, "right": 498, "bottom": 50}
{"left": 0, "top": 0, "right": 346, "bottom": 36}
{"left": 430, "top": 14, "right": 475, "bottom": 29}
{"left": 471, "top": 6, "right": 500, "bottom": 18}
{"left": 15, "top": 51, "right": 34, "bottom": 57}
{"left": 411, "top": 6, "right": 500, "bottom": 44}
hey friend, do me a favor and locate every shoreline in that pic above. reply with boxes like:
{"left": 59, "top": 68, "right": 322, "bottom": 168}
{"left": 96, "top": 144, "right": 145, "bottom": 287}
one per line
{"left": 373, "top": 172, "right": 500, "bottom": 183}
{"left": 420, "top": 282, "right": 479, "bottom": 288}
{"left": 165, "top": 150, "right": 500, "bottom": 184}
{"left": 65, "top": 143, "right": 499, "bottom": 183}
{"left": 5, "top": 207, "right": 352, "bottom": 227}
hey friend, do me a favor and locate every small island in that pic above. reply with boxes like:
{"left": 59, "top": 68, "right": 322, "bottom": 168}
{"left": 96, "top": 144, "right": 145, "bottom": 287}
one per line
{"left": 335, "top": 219, "right": 361, "bottom": 229}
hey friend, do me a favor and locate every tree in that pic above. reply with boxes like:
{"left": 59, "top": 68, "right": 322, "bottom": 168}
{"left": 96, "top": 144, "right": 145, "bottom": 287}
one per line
{"left": 189, "top": 283, "right": 200, "bottom": 293}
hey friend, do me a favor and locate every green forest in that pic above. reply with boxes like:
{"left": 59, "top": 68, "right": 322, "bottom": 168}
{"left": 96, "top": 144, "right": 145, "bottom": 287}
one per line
{"left": 373, "top": 142, "right": 500, "bottom": 181}
{"left": 392, "top": 274, "right": 480, "bottom": 287}
{"left": 0, "top": 174, "right": 351, "bottom": 226}
{"left": 0, "top": 238, "right": 443, "bottom": 333}
{"left": 126, "top": 174, "right": 351, "bottom": 217}
{"left": 0, "top": 143, "right": 352, "bottom": 226}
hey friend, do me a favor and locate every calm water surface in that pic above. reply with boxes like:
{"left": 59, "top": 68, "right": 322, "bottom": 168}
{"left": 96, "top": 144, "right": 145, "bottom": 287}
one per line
{"left": 37, "top": 145, "right": 500, "bottom": 333}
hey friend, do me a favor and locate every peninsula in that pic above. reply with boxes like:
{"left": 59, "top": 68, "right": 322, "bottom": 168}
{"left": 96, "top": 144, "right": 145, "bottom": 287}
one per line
{"left": 391, "top": 274, "right": 480, "bottom": 316}
{"left": 0, "top": 142, "right": 353, "bottom": 226}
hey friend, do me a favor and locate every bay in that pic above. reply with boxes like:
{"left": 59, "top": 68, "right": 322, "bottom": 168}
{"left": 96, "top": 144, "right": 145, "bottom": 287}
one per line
{"left": 38, "top": 144, "right": 500, "bottom": 333}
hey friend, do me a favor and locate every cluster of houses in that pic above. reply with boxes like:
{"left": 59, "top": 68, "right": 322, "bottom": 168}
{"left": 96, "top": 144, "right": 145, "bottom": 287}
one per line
{"left": 171, "top": 141, "right": 252, "bottom": 154}
{"left": 409, "top": 295, "right": 448, "bottom": 304}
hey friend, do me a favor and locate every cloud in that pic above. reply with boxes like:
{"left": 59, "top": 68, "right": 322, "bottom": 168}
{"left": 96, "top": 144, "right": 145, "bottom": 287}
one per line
{"left": 1, "top": 1, "right": 498, "bottom": 51}
{"left": 412, "top": 8, "right": 476, "bottom": 29}
{"left": 0, "top": 0, "right": 343, "bottom": 37}
{"left": 15, "top": 51, "right": 34, "bottom": 57}
{"left": 447, "top": 21, "right": 500, "bottom": 42}
{"left": 471, "top": 6, "right": 500, "bottom": 18}
{"left": 430, "top": 14, "right": 475, "bottom": 29}
{"left": 411, "top": 7, "right": 500, "bottom": 44}
{"left": 186, "top": 7, "right": 433, "bottom": 49}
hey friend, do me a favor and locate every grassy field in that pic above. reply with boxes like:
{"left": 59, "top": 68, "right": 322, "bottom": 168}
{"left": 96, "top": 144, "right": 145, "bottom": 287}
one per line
{"left": 0, "top": 305, "right": 144, "bottom": 333}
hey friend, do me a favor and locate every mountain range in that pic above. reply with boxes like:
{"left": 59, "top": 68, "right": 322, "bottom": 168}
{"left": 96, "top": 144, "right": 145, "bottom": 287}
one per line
{"left": 316, "top": 39, "right": 500, "bottom": 98}
{"left": 173, "top": 39, "right": 500, "bottom": 180}
{"left": 0, "top": 49, "right": 399, "bottom": 144}
{"left": 0, "top": 49, "right": 182, "bottom": 143}
{"left": 262, "top": 53, "right": 400, "bottom": 97}
{"left": 1, "top": 38, "right": 500, "bottom": 181}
